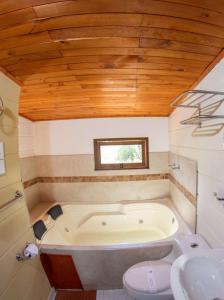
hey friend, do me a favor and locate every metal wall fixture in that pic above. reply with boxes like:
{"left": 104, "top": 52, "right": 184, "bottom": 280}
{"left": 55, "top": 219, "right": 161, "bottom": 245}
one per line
{"left": 0, "top": 190, "right": 23, "bottom": 212}
{"left": 214, "top": 192, "right": 224, "bottom": 202}
{"left": 171, "top": 90, "right": 224, "bottom": 136}
{"left": 168, "top": 163, "right": 180, "bottom": 170}
{"left": 0, "top": 96, "right": 4, "bottom": 116}
{"left": 16, "top": 243, "right": 39, "bottom": 261}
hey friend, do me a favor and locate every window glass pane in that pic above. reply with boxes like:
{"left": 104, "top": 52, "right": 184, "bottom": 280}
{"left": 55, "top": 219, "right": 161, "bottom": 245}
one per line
{"left": 100, "top": 144, "right": 143, "bottom": 164}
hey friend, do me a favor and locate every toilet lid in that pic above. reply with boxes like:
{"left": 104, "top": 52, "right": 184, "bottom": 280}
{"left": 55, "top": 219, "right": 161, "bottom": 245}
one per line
{"left": 123, "top": 261, "right": 171, "bottom": 294}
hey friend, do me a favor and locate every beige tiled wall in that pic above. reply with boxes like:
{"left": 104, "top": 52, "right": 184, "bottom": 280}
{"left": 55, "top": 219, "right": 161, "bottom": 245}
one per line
{"left": 36, "top": 152, "right": 168, "bottom": 177}
{"left": 19, "top": 115, "right": 170, "bottom": 207}
{"left": 19, "top": 116, "right": 170, "bottom": 205}
{"left": 168, "top": 152, "right": 197, "bottom": 231}
{"left": 0, "top": 73, "right": 50, "bottom": 300}
{"left": 39, "top": 179, "right": 170, "bottom": 203}
{"left": 19, "top": 147, "right": 169, "bottom": 204}
{"left": 19, "top": 117, "right": 41, "bottom": 209}
{"left": 169, "top": 59, "right": 224, "bottom": 247}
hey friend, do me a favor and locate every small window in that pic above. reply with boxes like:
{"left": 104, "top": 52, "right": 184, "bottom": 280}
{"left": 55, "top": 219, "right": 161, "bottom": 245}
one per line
{"left": 94, "top": 137, "right": 149, "bottom": 170}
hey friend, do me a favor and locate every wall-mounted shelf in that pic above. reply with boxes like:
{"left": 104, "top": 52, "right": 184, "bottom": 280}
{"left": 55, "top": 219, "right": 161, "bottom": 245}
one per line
{"left": 171, "top": 90, "right": 224, "bottom": 136}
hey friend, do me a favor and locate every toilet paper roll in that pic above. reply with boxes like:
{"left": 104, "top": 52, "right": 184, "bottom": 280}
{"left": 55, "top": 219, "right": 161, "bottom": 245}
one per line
{"left": 23, "top": 243, "right": 39, "bottom": 258}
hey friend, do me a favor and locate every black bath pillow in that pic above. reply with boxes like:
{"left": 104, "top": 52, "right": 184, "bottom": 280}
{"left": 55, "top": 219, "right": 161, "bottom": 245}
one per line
{"left": 33, "top": 220, "right": 47, "bottom": 240}
{"left": 47, "top": 204, "right": 63, "bottom": 220}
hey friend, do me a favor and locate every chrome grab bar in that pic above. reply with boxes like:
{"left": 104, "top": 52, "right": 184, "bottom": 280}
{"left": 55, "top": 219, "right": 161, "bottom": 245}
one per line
{"left": 0, "top": 190, "right": 23, "bottom": 211}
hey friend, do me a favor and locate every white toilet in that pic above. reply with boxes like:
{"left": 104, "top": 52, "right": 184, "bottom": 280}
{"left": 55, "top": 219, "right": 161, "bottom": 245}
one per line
{"left": 123, "top": 260, "right": 173, "bottom": 300}
{"left": 123, "top": 234, "right": 210, "bottom": 300}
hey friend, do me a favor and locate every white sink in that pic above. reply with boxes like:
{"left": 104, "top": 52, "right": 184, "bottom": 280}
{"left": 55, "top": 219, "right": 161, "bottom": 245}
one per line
{"left": 171, "top": 249, "right": 224, "bottom": 300}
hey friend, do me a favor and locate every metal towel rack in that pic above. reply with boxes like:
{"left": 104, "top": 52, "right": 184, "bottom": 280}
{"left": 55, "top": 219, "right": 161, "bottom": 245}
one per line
{"left": 0, "top": 190, "right": 23, "bottom": 212}
{"left": 171, "top": 90, "right": 224, "bottom": 136}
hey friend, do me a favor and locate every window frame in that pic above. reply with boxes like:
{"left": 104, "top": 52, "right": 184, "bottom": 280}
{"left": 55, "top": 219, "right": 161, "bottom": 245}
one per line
{"left": 93, "top": 137, "right": 149, "bottom": 170}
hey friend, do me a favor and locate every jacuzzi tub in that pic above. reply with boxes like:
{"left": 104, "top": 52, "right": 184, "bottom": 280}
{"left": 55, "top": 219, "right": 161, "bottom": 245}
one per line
{"left": 39, "top": 199, "right": 191, "bottom": 290}
{"left": 40, "top": 199, "right": 187, "bottom": 250}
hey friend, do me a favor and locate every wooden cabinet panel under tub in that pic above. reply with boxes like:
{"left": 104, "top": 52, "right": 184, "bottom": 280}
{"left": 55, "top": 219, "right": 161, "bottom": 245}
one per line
{"left": 40, "top": 254, "right": 83, "bottom": 290}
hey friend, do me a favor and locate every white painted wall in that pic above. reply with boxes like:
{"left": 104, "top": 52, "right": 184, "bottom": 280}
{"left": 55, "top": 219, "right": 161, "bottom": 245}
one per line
{"left": 169, "top": 59, "right": 224, "bottom": 247}
{"left": 18, "top": 116, "right": 34, "bottom": 158}
{"left": 33, "top": 117, "right": 169, "bottom": 155}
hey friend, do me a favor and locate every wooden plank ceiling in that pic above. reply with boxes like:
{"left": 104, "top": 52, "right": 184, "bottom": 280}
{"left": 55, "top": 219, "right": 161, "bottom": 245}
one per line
{"left": 0, "top": 0, "right": 224, "bottom": 120}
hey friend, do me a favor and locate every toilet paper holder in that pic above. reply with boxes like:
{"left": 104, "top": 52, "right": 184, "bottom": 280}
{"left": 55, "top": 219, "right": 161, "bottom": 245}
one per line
{"left": 16, "top": 243, "right": 39, "bottom": 261}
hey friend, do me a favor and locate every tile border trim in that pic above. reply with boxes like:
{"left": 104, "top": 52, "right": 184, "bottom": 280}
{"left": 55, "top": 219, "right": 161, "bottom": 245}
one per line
{"left": 23, "top": 177, "right": 39, "bottom": 189}
{"left": 23, "top": 173, "right": 169, "bottom": 188}
{"left": 169, "top": 174, "right": 197, "bottom": 206}
{"left": 23, "top": 173, "right": 197, "bottom": 206}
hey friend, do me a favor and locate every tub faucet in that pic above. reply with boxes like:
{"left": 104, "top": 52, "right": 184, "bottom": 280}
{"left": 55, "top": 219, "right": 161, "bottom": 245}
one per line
{"left": 168, "top": 163, "right": 180, "bottom": 170}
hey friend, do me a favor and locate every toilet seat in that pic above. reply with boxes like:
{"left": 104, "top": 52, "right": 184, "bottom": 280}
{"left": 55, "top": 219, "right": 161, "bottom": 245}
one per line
{"left": 123, "top": 261, "right": 171, "bottom": 295}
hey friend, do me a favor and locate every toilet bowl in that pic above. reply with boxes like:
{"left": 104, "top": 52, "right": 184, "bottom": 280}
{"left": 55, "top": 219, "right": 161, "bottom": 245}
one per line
{"left": 123, "top": 234, "right": 210, "bottom": 300}
{"left": 123, "top": 260, "right": 174, "bottom": 300}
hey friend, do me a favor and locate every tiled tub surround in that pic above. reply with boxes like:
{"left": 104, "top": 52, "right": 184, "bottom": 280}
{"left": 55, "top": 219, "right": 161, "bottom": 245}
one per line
{"left": 19, "top": 116, "right": 198, "bottom": 229}
{"left": 19, "top": 117, "right": 41, "bottom": 210}
{"left": 169, "top": 174, "right": 197, "bottom": 207}
{"left": 169, "top": 152, "right": 197, "bottom": 198}
{"left": 20, "top": 156, "right": 40, "bottom": 210}
{"left": 19, "top": 116, "right": 170, "bottom": 206}
{"left": 27, "top": 177, "right": 170, "bottom": 204}
{"left": 35, "top": 152, "right": 169, "bottom": 177}
{"left": 168, "top": 152, "right": 198, "bottom": 231}
{"left": 21, "top": 157, "right": 197, "bottom": 210}
{"left": 21, "top": 152, "right": 170, "bottom": 203}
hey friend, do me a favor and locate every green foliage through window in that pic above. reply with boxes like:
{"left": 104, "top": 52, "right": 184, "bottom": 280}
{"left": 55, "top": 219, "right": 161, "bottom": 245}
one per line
{"left": 116, "top": 145, "right": 142, "bottom": 163}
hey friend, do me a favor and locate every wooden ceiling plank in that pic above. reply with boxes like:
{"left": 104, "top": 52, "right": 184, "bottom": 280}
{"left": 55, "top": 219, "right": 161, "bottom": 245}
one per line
{"left": 45, "top": 17, "right": 224, "bottom": 42}
{"left": 0, "top": 65, "right": 22, "bottom": 86}
{"left": 47, "top": 25, "right": 224, "bottom": 48}
{"left": 0, "top": 0, "right": 64, "bottom": 15}
{"left": 0, "top": 38, "right": 141, "bottom": 60}
{"left": 7, "top": 55, "right": 207, "bottom": 72}
{"left": 32, "top": 13, "right": 142, "bottom": 33}
{"left": 61, "top": 48, "right": 214, "bottom": 61}
{"left": 139, "top": 38, "right": 220, "bottom": 56}
{"left": 49, "top": 26, "right": 141, "bottom": 41}
{"left": 191, "top": 49, "right": 224, "bottom": 89}
{"left": 162, "top": 0, "right": 224, "bottom": 14}
{"left": 0, "top": 7, "right": 36, "bottom": 31}
{"left": 140, "top": 27, "right": 224, "bottom": 48}
{"left": 12, "top": 61, "right": 205, "bottom": 76}
{"left": 7, "top": 55, "right": 138, "bottom": 71}
{"left": 0, "top": 31, "right": 51, "bottom": 51}
{"left": 17, "top": 68, "right": 200, "bottom": 81}
{"left": 32, "top": 0, "right": 224, "bottom": 28}
{"left": 142, "top": 15, "right": 224, "bottom": 39}
{"left": 0, "top": 50, "right": 63, "bottom": 66}
{"left": 0, "top": 22, "right": 34, "bottom": 39}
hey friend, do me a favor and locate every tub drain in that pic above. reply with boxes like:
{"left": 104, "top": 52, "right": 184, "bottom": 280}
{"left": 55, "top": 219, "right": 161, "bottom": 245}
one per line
{"left": 64, "top": 227, "right": 69, "bottom": 232}
{"left": 101, "top": 221, "right": 107, "bottom": 226}
{"left": 139, "top": 219, "right": 144, "bottom": 224}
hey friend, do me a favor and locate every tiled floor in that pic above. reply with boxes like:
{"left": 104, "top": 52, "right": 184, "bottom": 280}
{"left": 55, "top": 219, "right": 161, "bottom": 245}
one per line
{"left": 55, "top": 290, "right": 96, "bottom": 300}
{"left": 55, "top": 289, "right": 134, "bottom": 300}
{"left": 97, "top": 290, "right": 134, "bottom": 300}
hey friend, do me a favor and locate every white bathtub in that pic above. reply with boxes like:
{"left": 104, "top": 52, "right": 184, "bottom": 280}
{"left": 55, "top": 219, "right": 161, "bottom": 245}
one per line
{"left": 40, "top": 199, "right": 188, "bottom": 251}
